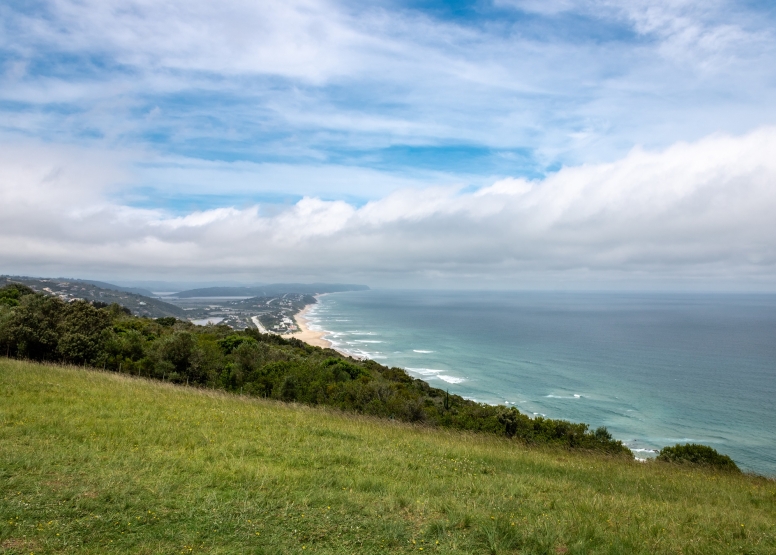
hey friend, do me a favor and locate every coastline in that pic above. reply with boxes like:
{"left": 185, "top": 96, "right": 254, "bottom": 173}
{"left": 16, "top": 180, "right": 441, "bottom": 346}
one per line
{"left": 282, "top": 297, "right": 332, "bottom": 349}
{"left": 282, "top": 295, "right": 365, "bottom": 360}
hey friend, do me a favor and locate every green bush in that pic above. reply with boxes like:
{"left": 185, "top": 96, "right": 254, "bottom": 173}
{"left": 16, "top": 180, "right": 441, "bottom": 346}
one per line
{"left": 657, "top": 443, "right": 740, "bottom": 472}
{"left": 0, "top": 283, "right": 35, "bottom": 307}
{"left": 218, "top": 334, "right": 258, "bottom": 354}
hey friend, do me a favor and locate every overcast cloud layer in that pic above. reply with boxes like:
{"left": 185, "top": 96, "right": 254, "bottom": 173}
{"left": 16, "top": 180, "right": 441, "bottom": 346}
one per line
{"left": 1, "top": 0, "right": 776, "bottom": 287}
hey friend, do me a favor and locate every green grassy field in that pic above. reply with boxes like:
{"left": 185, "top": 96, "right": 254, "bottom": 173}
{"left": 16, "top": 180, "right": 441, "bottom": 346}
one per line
{"left": 1, "top": 359, "right": 774, "bottom": 554}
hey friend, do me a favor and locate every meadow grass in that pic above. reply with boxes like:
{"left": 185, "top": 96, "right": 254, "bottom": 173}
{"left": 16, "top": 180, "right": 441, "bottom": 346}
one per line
{"left": 1, "top": 358, "right": 774, "bottom": 554}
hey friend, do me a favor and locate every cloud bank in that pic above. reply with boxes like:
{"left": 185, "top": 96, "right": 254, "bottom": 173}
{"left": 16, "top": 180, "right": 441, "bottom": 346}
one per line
{"left": 2, "top": 129, "right": 775, "bottom": 288}
{"left": 1, "top": 1, "right": 775, "bottom": 287}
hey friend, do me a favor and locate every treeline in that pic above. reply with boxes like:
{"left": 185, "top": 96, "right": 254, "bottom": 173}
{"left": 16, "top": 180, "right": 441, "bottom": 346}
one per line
{"left": 1, "top": 283, "right": 632, "bottom": 456}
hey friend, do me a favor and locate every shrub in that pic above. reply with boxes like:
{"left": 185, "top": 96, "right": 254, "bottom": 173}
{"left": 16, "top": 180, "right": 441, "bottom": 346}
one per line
{"left": 218, "top": 334, "right": 258, "bottom": 354}
{"left": 657, "top": 443, "right": 740, "bottom": 472}
{"left": 322, "top": 357, "right": 365, "bottom": 380}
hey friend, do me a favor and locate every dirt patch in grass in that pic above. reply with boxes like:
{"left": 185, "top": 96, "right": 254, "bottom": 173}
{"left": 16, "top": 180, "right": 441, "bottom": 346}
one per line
{"left": 43, "top": 479, "right": 68, "bottom": 490}
{"left": 1, "top": 538, "right": 39, "bottom": 552}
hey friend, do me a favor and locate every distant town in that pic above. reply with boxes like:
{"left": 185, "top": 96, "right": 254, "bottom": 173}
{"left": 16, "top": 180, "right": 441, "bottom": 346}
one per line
{"left": 164, "top": 292, "right": 316, "bottom": 332}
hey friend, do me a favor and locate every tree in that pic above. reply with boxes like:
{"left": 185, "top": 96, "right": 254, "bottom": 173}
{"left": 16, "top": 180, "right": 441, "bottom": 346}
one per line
{"left": 5, "top": 294, "right": 66, "bottom": 360}
{"left": 0, "top": 283, "right": 36, "bottom": 308}
{"left": 57, "top": 301, "right": 111, "bottom": 364}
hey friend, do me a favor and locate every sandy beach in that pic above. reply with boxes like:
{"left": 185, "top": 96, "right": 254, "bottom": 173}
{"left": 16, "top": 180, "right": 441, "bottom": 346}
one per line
{"left": 282, "top": 302, "right": 332, "bottom": 349}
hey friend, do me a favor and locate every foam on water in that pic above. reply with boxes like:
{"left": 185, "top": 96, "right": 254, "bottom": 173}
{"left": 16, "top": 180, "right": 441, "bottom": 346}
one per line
{"left": 405, "top": 367, "right": 444, "bottom": 376}
{"left": 438, "top": 375, "right": 466, "bottom": 384}
{"left": 404, "top": 368, "right": 465, "bottom": 384}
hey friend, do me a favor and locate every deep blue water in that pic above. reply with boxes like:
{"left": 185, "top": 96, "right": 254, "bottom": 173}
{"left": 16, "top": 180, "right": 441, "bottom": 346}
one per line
{"left": 306, "top": 290, "right": 776, "bottom": 475}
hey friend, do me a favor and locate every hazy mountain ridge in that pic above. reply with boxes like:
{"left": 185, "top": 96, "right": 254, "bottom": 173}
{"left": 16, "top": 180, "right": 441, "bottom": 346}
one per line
{"left": 0, "top": 275, "right": 186, "bottom": 318}
{"left": 78, "top": 279, "right": 156, "bottom": 297}
{"left": 168, "top": 283, "right": 369, "bottom": 298}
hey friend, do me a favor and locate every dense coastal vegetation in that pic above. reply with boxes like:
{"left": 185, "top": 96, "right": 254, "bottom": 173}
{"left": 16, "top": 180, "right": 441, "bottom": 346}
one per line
{"left": 2, "top": 360, "right": 774, "bottom": 554}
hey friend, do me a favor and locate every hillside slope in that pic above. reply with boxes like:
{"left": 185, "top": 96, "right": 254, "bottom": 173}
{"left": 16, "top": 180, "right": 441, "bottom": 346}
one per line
{"left": 1, "top": 360, "right": 774, "bottom": 554}
{"left": 0, "top": 276, "right": 185, "bottom": 318}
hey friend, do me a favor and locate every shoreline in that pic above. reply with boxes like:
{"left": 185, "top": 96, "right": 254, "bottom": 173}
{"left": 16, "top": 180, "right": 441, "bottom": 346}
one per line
{"left": 281, "top": 295, "right": 364, "bottom": 360}
{"left": 282, "top": 301, "right": 332, "bottom": 349}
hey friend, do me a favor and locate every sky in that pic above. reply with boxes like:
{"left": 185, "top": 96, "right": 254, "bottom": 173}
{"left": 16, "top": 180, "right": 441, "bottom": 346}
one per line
{"left": 1, "top": 0, "right": 776, "bottom": 289}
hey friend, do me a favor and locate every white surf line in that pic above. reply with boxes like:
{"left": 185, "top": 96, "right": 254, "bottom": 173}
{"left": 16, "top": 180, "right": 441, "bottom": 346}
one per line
{"left": 251, "top": 315, "right": 269, "bottom": 334}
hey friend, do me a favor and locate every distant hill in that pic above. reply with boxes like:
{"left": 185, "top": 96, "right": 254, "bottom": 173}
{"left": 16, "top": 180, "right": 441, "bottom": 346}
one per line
{"left": 0, "top": 275, "right": 186, "bottom": 319}
{"left": 109, "top": 280, "right": 254, "bottom": 293}
{"left": 168, "top": 283, "right": 370, "bottom": 298}
{"left": 78, "top": 279, "right": 156, "bottom": 297}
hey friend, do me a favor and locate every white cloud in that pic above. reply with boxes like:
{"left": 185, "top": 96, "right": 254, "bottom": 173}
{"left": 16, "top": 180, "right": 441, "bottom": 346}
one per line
{"left": 9, "top": 0, "right": 367, "bottom": 81}
{"left": 500, "top": 0, "right": 774, "bottom": 68}
{"left": 1, "top": 129, "right": 775, "bottom": 287}
{"left": 3, "top": 0, "right": 775, "bottom": 171}
{"left": 1, "top": 1, "right": 775, "bottom": 288}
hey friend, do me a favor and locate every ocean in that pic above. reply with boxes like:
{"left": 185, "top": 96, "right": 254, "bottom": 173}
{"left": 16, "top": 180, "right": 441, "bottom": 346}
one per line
{"left": 305, "top": 290, "right": 776, "bottom": 475}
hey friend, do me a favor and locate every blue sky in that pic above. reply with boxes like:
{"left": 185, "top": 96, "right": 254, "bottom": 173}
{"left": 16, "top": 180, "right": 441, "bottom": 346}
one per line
{"left": 1, "top": 0, "right": 776, "bottom": 287}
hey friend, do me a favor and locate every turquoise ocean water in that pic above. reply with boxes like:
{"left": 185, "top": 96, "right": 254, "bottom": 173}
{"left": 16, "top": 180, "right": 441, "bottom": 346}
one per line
{"left": 305, "top": 290, "right": 776, "bottom": 475}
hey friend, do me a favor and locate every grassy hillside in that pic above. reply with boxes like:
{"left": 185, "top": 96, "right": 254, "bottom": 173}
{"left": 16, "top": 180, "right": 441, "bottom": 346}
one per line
{"left": 1, "top": 360, "right": 774, "bottom": 554}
